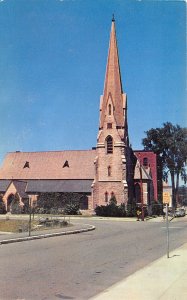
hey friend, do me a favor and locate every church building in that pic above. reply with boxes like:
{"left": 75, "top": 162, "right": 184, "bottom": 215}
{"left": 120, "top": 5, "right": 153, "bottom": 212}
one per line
{"left": 0, "top": 19, "right": 160, "bottom": 212}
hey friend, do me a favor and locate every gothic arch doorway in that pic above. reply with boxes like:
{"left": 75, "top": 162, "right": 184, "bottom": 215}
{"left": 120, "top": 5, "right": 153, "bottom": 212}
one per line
{"left": 135, "top": 183, "right": 141, "bottom": 204}
{"left": 7, "top": 194, "right": 15, "bottom": 212}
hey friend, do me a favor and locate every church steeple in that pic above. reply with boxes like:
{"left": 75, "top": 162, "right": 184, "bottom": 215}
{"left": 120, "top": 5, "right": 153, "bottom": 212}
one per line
{"left": 93, "top": 19, "right": 131, "bottom": 208}
{"left": 100, "top": 18, "right": 125, "bottom": 129}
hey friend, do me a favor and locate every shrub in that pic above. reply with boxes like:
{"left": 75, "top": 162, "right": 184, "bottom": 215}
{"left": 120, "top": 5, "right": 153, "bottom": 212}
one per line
{"left": 126, "top": 203, "right": 137, "bottom": 217}
{"left": 118, "top": 203, "right": 126, "bottom": 217}
{"left": 95, "top": 202, "right": 126, "bottom": 217}
{"left": 35, "top": 207, "right": 46, "bottom": 214}
{"left": 63, "top": 202, "right": 80, "bottom": 215}
{"left": 151, "top": 200, "right": 163, "bottom": 216}
{"left": 109, "top": 195, "right": 117, "bottom": 205}
{"left": 95, "top": 205, "right": 108, "bottom": 217}
{"left": 50, "top": 207, "right": 58, "bottom": 215}
{"left": 0, "top": 198, "right": 6, "bottom": 214}
{"left": 107, "top": 203, "right": 119, "bottom": 217}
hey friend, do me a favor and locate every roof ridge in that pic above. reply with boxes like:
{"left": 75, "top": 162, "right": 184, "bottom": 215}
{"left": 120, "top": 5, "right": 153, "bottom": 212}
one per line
{"left": 8, "top": 149, "right": 96, "bottom": 154}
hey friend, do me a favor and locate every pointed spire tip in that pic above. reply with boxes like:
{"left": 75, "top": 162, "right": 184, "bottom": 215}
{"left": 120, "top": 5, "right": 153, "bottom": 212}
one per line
{"left": 112, "top": 14, "right": 115, "bottom": 22}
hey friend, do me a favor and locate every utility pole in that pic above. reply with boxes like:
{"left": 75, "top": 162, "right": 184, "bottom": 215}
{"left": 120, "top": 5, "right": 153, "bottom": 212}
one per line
{"left": 166, "top": 203, "right": 169, "bottom": 258}
{"left": 28, "top": 196, "right": 32, "bottom": 237}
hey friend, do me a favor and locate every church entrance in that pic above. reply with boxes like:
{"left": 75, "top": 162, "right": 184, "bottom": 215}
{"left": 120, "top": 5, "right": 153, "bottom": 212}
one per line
{"left": 7, "top": 194, "right": 15, "bottom": 212}
{"left": 135, "top": 183, "right": 141, "bottom": 204}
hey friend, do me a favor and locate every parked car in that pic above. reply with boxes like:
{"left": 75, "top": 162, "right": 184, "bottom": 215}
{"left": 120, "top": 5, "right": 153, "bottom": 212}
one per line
{"left": 174, "top": 208, "right": 186, "bottom": 217}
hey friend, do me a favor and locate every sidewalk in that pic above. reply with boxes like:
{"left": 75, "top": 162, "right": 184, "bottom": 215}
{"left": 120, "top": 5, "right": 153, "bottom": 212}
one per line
{"left": 0, "top": 214, "right": 182, "bottom": 223}
{"left": 90, "top": 243, "right": 187, "bottom": 300}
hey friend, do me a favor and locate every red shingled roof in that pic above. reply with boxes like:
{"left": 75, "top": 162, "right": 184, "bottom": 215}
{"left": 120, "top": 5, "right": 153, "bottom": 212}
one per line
{"left": 0, "top": 150, "right": 96, "bottom": 180}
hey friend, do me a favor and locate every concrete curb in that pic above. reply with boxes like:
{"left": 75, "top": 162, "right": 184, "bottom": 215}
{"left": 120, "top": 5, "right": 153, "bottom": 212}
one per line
{"left": 0, "top": 224, "right": 95, "bottom": 245}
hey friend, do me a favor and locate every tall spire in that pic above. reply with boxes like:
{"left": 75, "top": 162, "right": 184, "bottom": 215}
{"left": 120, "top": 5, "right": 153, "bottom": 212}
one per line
{"left": 100, "top": 19, "right": 124, "bottom": 128}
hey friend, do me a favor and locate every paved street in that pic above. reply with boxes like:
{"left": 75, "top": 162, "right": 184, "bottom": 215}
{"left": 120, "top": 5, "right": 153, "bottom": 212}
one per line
{"left": 0, "top": 217, "right": 187, "bottom": 300}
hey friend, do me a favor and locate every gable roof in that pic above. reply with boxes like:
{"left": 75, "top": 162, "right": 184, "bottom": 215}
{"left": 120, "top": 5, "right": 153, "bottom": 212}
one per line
{"left": 0, "top": 180, "right": 11, "bottom": 192}
{"left": 12, "top": 180, "right": 28, "bottom": 198}
{"left": 0, "top": 150, "right": 96, "bottom": 180}
{"left": 134, "top": 160, "right": 152, "bottom": 180}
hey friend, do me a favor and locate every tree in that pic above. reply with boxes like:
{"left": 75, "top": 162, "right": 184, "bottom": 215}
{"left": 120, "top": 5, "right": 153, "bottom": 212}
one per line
{"left": 143, "top": 122, "right": 187, "bottom": 207}
{"left": 11, "top": 193, "right": 22, "bottom": 214}
{"left": 0, "top": 194, "right": 6, "bottom": 214}
{"left": 109, "top": 195, "right": 117, "bottom": 205}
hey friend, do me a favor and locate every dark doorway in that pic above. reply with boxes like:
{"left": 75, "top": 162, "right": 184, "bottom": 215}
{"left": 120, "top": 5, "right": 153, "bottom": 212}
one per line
{"left": 135, "top": 183, "right": 141, "bottom": 204}
{"left": 7, "top": 194, "right": 15, "bottom": 212}
{"left": 80, "top": 195, "right": 88, "bottom": 210}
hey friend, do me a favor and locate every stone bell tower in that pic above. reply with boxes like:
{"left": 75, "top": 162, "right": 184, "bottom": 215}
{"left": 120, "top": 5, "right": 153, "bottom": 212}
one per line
{"left": 92, "top": 18, "right": 133, "bottom": 208}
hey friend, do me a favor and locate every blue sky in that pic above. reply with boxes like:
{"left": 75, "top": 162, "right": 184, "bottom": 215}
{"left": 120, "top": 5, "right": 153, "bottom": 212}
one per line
{"left": 0, "top": 0, "right": 186, "bottom": 164}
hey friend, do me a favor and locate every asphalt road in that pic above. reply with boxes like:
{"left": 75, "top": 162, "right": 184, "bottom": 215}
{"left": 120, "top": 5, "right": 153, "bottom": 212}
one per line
{"left": 0, "top": 217, "right": 187, "bottom": 300}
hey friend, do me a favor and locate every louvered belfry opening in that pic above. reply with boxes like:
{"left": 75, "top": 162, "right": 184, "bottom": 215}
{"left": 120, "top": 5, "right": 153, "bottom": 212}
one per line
{"left": 106, "top": 136, "right": 113, "bottom": 154}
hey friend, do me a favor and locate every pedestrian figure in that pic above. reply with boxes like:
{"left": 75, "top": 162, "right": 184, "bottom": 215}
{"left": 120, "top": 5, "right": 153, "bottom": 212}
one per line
{"left": 137, "top": 209, "right": 141, "bottom": 221}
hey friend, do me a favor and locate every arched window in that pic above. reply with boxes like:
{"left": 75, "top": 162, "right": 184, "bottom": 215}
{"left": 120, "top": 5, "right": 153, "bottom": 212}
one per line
{"left": 108, "top": 104, "right": 112, "bottom": 115}
{"left": 105, "top": 192, "right": 108, "bottom": 203}
{"left": 143, "top": 157, "right": 148, "bottom": 167}
{"left": 108, "top": 166, "right": 111, "bottom": 176}
{"left": 106, "top": 136, "right": 113, "bottom": 154}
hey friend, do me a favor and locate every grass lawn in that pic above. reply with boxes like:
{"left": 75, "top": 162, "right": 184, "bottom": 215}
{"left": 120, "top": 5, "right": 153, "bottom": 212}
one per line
{"left": 0, "top": 218, "right": 71, "bottom": 233}
{"left": 0, "top": 219, "right": 38, "bottom": 233}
